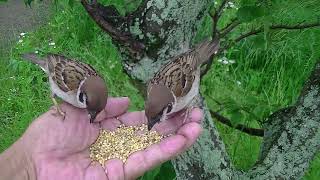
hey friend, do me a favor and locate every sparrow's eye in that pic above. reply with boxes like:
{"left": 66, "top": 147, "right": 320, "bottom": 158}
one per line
{"left": 167, "top": 103, "right": 173, "bottom": 113}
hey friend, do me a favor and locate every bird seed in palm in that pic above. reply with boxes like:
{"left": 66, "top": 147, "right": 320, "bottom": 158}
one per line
{"left": 90, "top": 124, "right": 163, "bottom": 166}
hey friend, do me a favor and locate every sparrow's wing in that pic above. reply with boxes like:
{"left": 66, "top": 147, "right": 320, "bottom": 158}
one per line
{"left": 183, "top": 38, "right": 220, "bottom": 69}
{"left": 149, "top": 56, "right": 195, "bottom": 97}
{"left": 21, "top": 53, "right": 48, "bottom": 72}
{"left": 47, "top": 54, "right": 98, "bottom": 93}
{"left": 149, "top": 39, "right": 219, "bottom": 97}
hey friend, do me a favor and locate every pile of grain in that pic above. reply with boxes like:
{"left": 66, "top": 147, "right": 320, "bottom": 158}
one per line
{"left": 90, "top": 124, "right": 163, "bottom": 165}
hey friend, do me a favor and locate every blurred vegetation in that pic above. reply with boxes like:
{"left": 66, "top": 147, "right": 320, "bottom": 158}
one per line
{"left": 0, "top": 0, "right": 319, "bottom": 179}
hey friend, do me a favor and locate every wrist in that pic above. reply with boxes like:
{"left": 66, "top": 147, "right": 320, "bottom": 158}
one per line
{"left": 0, "top": 137, "right": 36, "bottom": 180}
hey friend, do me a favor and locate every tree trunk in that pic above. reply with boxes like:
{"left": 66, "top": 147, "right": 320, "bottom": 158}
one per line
{"left": 81, "top": 0, "right": 320, "bottom": 179}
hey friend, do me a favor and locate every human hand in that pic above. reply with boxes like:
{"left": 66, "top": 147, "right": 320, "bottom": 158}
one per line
{"left": 22, "top": 97, "right": 130, "bottom": 180}
{"left": 12, "top": 97, "right": 203, "bottom": 180}
{"left": 104, "top": 108, "right": 203, "bottom": 179}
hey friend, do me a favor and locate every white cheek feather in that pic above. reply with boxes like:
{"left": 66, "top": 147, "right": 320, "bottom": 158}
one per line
{"left": 49, "top": 77, "right": 86, "bottom": 108}
{"left": 160, "top": 107, "right": 169, "bottom": 122}
{"left": 49, "top": 77, "right": 87, "bottom": 108}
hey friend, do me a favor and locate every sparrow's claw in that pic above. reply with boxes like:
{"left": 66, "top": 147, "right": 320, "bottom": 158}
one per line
{"left": 51, "top": 105, "right": 66, "bottom": 120}
{"left": 51, "top": 96, "right": 66, "bottom": 121}
{"left": 57, "top": 106, "right": 66, "bottom": 120}
{"left": 182, "top": 108, "right": 191, "bottom": 124}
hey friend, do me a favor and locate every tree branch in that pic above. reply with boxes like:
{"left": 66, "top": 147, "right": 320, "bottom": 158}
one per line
{"left": 210, "top": 110, "right": 264, "bottom": 137}
{"left": 81, "top": 0, "right": 145, "bottom": 58}
{"left": 211, "top": 0, "right": 229, "bottom": 38}
{"left": 271, "top": 22, "right": 320, "bottom": 30}
{"left": 200, "top": 47, "right": 219, "bottom": 78}
{"left": 235, "top": 22, "right": 320, "bottom": 43}
{"left": 214, "top": 21, "right": 320, "bottom": 57}
{"left": 200, "top": 18, "right": 240, "bottom": 77}
{"left": 201, "top": 1, "right": 230, "bottom": 77}
{"left": 234, "top": 28, "right": 261, "bottom": 42}
{"left": 220, "top": 18, "right": 241, "bottom": 38}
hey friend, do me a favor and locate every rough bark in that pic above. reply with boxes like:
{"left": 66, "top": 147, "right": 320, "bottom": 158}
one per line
{"left": 173, "top": 96, "right": 236, "bottom": 179}
{"left": 81, "top": 0, "right": 320, "bottom": 179}
{"left": 243, "top": 63, "right": 320, "bottom": 179}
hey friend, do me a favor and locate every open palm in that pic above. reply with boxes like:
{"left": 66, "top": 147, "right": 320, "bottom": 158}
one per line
{"left": 22, "top": 97, "right": 202, "bottom": 180}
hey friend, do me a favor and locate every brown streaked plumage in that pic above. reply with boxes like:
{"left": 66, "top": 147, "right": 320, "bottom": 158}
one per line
{"left": 22, "top": 53, "right": 108, "bottom": 123}
{"left": 146, "top": 38, "right": 220, "bottom": 130}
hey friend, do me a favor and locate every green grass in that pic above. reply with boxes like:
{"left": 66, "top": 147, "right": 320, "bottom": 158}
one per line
{"left": 1, "top": 0, "right": 320, "bottom": 179}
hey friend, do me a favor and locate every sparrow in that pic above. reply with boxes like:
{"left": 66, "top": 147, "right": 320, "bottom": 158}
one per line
{"left": 21, "top": 53, "right": 108, "bottom": 123}
{"left": 145, "top": 38, "right": 220, "bottom": 130}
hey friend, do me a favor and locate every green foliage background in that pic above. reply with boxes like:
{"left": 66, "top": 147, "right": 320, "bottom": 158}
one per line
{"left": 0, "top": 0, "right": 319, "bottom": 179}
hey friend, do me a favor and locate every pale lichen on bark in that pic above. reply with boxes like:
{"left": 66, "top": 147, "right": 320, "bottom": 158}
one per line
{"left": 173, "top": 99, "right": 237, "bottom": 179}
{"left": 127, "top": 0, "right": 211, "bottom": 82}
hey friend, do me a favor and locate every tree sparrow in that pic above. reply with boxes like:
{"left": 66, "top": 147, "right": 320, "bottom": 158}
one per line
{"left": 145, "top": 39, "right": 219, "bottom": 130}
{"left": 22, "top": 53, "right": 108, "bottom": 123}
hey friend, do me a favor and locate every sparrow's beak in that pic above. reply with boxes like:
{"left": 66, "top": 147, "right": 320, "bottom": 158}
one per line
{"left": 147, "top": 113, "right": 162, "bottom": 131}
{"left": 89, "top": 111, "right": 97, "bottom": 123}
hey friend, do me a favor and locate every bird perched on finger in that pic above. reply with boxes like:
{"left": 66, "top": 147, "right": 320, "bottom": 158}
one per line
{"left": 145, "top": 38, "right": 220, "bottom": 130}
{"left": 21, "top": 53, "right": 108, "bottom": 123}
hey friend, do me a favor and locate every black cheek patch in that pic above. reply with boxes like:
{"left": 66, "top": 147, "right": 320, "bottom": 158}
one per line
{"left": 167, "top": 103, "right": 173, "bottom": 113}
{"left": 79, "top": 92, "right": 85, "bottom": 103}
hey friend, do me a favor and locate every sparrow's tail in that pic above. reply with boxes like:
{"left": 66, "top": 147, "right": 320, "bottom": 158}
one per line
{"left": 21, "top": 53, "right": 47, "bottom": 69}
{"left": 194, "top": 37, "right": 220, "bottom": 68}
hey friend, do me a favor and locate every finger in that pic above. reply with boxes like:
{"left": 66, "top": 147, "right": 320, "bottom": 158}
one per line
{"left": 95, "top": 97, "right": 130, "bottom": 122}
{"left": 177, "top": 122, "right": 202, "bottom": 149}
{"left": 100, "top": 118, "right": 121, "bottom": 131}
{"left": 124, "top": 135, "right": 186, "bottom": 178}
{"left": 85, "top": 162, "right": 108, "bottom": 180}
{"left": 105, "top": 159, "right": 124, "bottom": 180}
{"left": 187, "top": 108, "right": 203, "bottom": 123}
{"left": 118, "top": 111, "right": 147, "bottom": 126}
{"left": 154, "top": 108, "right": 203, "bottom": 135}
{"left": 153, "top": 117, "right": 182, "bottom": 135}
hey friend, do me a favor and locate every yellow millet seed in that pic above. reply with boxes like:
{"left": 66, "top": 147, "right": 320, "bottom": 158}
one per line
{"left": 89, "top": 124, "right": 164, "bottom": 166}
